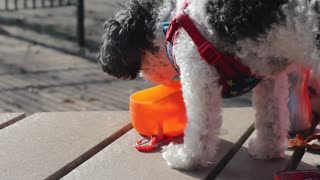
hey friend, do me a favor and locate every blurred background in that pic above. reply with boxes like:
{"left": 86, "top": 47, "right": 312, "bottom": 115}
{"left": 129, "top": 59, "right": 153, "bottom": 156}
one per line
{"left": 0, "top": 0, "right": 251, "bottom": 113}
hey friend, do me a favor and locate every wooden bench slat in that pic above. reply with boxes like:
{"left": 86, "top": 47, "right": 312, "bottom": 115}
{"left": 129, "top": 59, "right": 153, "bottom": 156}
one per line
{"left": 205, "top": 123, "right": 254, "bottom": 179}
{"left": 0, "top": 111, "right": 130, "bottom": 180}
{"left": 298, "top": 125, "right": 320, "bottom": 170}
{"left": 298, "top": 151, "right": 320, "bottom": 170}
{"left": 0, "top": 113, "right": 25, "bottom": 130}
{"left": 218, "top": 131, "right": 295, "bottom": 180}
{"left": 62, "top": 107, "right": 255, "bottom": 180}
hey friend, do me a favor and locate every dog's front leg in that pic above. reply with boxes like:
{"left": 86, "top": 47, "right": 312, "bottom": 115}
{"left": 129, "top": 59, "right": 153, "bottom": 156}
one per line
{"left": 162, "top": 34, "right": 223, "bottom": 170}
{"left": 249, "top": 72, "right": 290, "bottom": 159}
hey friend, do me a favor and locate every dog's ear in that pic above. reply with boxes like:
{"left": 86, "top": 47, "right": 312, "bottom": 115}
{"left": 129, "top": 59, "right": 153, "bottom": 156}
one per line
{"left": 99, "top": 0, "right": 161, "bottom": 79}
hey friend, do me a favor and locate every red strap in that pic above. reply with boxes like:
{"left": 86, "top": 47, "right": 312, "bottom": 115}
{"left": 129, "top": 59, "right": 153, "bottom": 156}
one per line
{"left": 165, "top": 1, "right": 258, "bottom": 79}
{"left": 175, "top": 12, "right": 207, "bottom": 48}
{"left": 181, "top": 0, "right": 188, "bottom": 9}
{"left": 165, "top": 19, "right": 180, "bottom": 44}
{"left": 165, "top": 0, "right": 188, "bottom": 44}
{"left": 167, "top": 11, "right": 221, "bottom": 65}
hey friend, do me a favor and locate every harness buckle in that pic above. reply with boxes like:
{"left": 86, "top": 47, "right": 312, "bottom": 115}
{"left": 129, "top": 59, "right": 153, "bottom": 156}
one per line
{"left": 198, "top": 42, "right": 222, "bottom": 65}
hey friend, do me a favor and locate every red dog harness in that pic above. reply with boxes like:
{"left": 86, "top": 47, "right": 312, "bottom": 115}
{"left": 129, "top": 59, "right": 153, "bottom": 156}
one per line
{"left": 164, "top": 1, "right": 261, "bottom": 98}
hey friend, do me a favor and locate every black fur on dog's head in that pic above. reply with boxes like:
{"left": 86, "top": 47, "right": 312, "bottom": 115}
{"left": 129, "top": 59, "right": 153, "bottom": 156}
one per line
{"left": 99, "top": 0, "right": 163, "bottom": 79}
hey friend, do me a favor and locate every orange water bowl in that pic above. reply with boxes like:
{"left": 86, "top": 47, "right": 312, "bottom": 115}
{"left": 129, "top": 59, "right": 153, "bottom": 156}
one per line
{"left": 129, "top": 81, "right": 187, "bottom": 137}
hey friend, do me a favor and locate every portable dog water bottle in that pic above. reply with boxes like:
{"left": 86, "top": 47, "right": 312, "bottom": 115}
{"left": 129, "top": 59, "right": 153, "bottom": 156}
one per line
{"left": 129, "top": 81, "right": 187, "bottom": 151}
{"left": 288, "top": 67, "right": 311, "bottom": 134}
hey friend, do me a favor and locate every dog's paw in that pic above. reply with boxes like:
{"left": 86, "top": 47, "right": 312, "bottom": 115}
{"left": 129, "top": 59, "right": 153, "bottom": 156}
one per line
{"left": 162, "top": 143, "right": 206, "bottom": 170}
{"left": 248, "top": 137, "right": 287, "bottom": 160}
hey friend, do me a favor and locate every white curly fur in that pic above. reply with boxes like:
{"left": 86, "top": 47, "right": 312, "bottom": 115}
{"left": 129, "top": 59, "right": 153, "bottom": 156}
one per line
{"left": 134, "top": 0, "right": 320, "bottom": 170}
{"left": 162, "top": 29, "right": 223, "bottom": 169}
{"left": 249, "top": 72, "right": 290, "bottom": 159}
{"left": 101, "top": 0, "right": 320, "bottom": 170}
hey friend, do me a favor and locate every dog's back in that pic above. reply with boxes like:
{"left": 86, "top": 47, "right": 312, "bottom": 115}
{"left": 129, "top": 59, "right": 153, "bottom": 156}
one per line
{"left": 205, "top": 0, "right": 288, "bottom": 45}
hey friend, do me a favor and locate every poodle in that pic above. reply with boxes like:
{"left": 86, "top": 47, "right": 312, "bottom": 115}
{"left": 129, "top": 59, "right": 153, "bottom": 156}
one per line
{"left": 98, "top": 0, "right": 320, "bottom": 170}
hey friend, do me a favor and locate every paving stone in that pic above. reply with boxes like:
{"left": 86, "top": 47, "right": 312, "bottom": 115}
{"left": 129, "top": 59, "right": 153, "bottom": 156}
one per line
{"left": 0, "top": 111, "right": 131, "bottom": 180}
{"left": 62, "top": 107, "right": 255, "bottom": 180}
